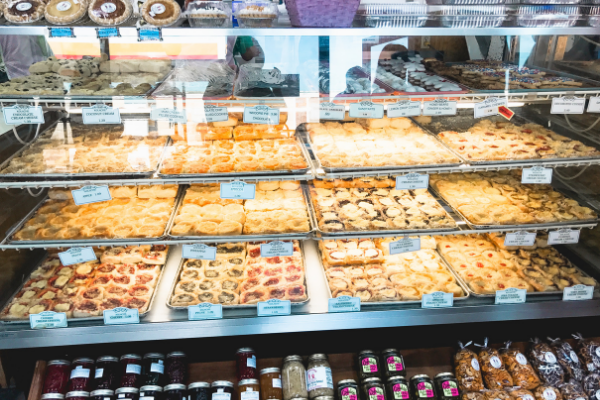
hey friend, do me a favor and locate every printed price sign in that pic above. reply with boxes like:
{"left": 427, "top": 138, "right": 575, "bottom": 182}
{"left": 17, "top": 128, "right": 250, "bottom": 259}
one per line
{"left": 103, "top": 307, "right": 140, "bottom": 325}
{"left": 522, "top": 166, "right": 553, "bottom": 184}
{"left": 30, "top": 311, "right": 67, "bottom": 329}
{"left": 387, "top": 101, "right": 421, "bottom": 118}
{"left": 422, "top": 292, "right": 453, "bottom": 308}
{"left": 257, "top": 299, "right": 291, "bottom": 316}
{"left": 504, "top": 231, "right": 537, "bottom": 247}
{"left": 396, "top": 173, "right": 429, "bottom": 190}
{"left": 495, "top": 288, "right": 527, "bottom": 304}
{"left": 423, "top": 99, "right": 457, "bottom": 116}
{"left": 188, "top": 303, "right": 223, "bottom": 320}
{"left": 220, "top": 181, "right": 256, "bottom": 200}
{"left": 588, "top": 97, "right": 600, "bottom": 113}
{"left": 498, "top": 105, "right": 515, "bottom": 120}
{"left": 328, "top": 296, "right": 360, "bottom": 313}
{"left": 97, "top": 27, "right": 120, "bottom": 38}
{"left": 349, "top": 101, "right": 384, "bottom": 119}
{"left": 243, "top": 105, "right": 280, "bottom": 124}
{"left": 548, "top": 229, "right": 580, "bottom": 245}
{"left": 551, "top": 97, "right": 585, "bottom": 115}
{"left": 389, "top": 237, "right": 421, "bottom": 255}
{"left": 49, "top": 27, "right": 75, "bottom": 38}
{"left": 182, "top": 244, "right": 216, "bottom": 260}
{"left": 319, "top": 102, "right": 345, "bottom": 121}
{"left": 3, "top": 104, "right": 45, "bottom": 125}
{"left": 139, "top": 27, "right": 161, "bottom": 41}
{"left": 58, "top": 247, "right": 97, "bottom": 266}
{"left": 72, "top": 185, "right": 112, "bottom": 205}
{"left": 261, "top": 241, "right": 294, "bottom": 257}
{"left": 474, "top": 97, "right": 507, "bottom": 119}
{"left": 204, "top": 105, "right": 229, "bottom": 123}
{"left": 150, "top": 107, "right": 187, "bottom": 123}
{"left": 563, "top": 284, "right": 594, "bottom": 301}
{"left": 82, "top": 104, "right": 121, "bottom": 124}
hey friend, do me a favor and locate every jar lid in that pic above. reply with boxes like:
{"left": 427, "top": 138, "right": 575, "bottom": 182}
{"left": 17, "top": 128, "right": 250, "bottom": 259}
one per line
{"left": 140, "top": 386, "right": 163, "bottom": 392}
{"left": 97, "top": 356, "right": 119, "bottom": 363}
{"left": 167, "top": 351, "right": 186, "bottom": 358}
{"left": 188, "top": 382, "right": 210, "bottom": 390}
{"left": 308, "top": 354, "right": 328, "bottom": 361}
{"left": 143, "top": 353, "right": 165, "bottom": 359}
{"left": 337, "top": 379, "right": 357, "bottom": 386}
{"left": 73, "top": 357, "right": 95, "bottom": 364}
{"left": 358, "top": 350, "right": 376, "bottom": 357}
{"left": 239, "top": 379, "right": 260, "bottom": 386}
{"left": 42, "top": 394, "right": 65, "bottom": 400}
{"left": 236, "top": 347, "right": 255, "bottom": 354}
{"left": 260, "top": 367, "right": 280, "bottom": 375}
{"left": 90, "top": 390, "right": 114, "bottom": 397}
{"left": 362, "top": 378, "right": 382, "bottom": 384}
{"left": 120, "top": 354, "right": 142, "bottom": 361}
{"left": 48, "top": 359, "right": 71, "bottom": 366}
{"left": 434, "top": 372, "right": 455, "bottom": 379}
{"left": 387, "top": 376, "right": 407, "bottom": 383}
{"left": 66, "top": 392, "right": 90, "bottom": 398}
{"left": 211, "top": 381, "right": 234, "bottom": 388}
{"left": 314, "top": 397, "right": 334, "bottom": 400}
{"left": 381, "top": 349, "right": 398, "bottom": 354}
{"left": 410, "top": 374, "right": 430, "bottom": 381}
{"left": 283, "top": 355, "right": 303, "bottom": 363}
{"left": 116, "top": 388, "right": 140, "bottom": 394}
{"left": 165, "top": 384, "right": 187, "bottom": 391}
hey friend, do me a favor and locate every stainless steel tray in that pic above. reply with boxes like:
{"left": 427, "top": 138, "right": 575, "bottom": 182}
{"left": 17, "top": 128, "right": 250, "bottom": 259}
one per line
{"left": 316, "top": 244, "right": 471, "bottom": 306}
{"left": 166, "top": 241, "right": 310, "bottom": 309}
{"left": 0, "top": 246, "right": 172, "bottom": 324}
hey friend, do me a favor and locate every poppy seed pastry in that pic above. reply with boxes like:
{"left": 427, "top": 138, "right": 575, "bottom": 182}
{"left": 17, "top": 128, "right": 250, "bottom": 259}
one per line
{"left": 88, "top": 0, "right": 132, "bottom": 26}
{"left": 141, "top": 0, "right": 180, "bottom": 26}
{"left": 5, "top": 0, "right": 45, "bottom": 23}
{"left": 45, "top": 0, "right": 88, "bottom": 25}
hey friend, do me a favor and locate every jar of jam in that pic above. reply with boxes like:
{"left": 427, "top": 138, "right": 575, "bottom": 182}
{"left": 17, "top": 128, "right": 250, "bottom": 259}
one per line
{"left": 164, "top": 384, "right": 187, "bottom": 400}
{"left": 239, "top": 379, "right": 261, "bottom": 400}
{"left": 91, "top": 389, "right": 115, "bottom": 400}
{"left": 337, "top": 379, "right": 359, "bottom": 400}
{"left": 43, "top": 394, "right": 66, "bottom": 400}
{"left": 409, "top": 376, "right": 435, "bottom": 400}
{"left": 282, "top": 355, "right": 307, "bottom": 400}
{"left": 95, "top": 357, "right": 119, "bottom": 390}
{"left": 237, "top": 348, "right": 257, "bottom": 381}
{"left": 381, "top": 350, "right": 405, "bottom": 379}
{"left": 433, "top": 374, "right": 458, "bottom": 400}
{"left": 69, "top": 358, "right": 95, "bottom": 392}
{"left": 361, "top": 378, "right": 385, "bottom": 400}
{"left": 358, "top": 351, "right": 381, "bottom": 381}
{"left": 143, "top": 353, "right": 165, "bottom": 386}
{"left": 120, "top": 355, "right": 143, "bottom": 388}
{"left": 212, "top": 381, "right": 235, "bottom": 400}
{"left": 165, "top": 352, "right": 188, "bottom": 385}
{"left": 44, "top": 360, "right": 72, "bottom": 394}
{"left": 116, "top": 388, "right": 140, "bottom": 400}
{"left": 260, "top": 368, "right": 283, "bottom": 400}
{"left": 189, "top": 382, "right": 210, "bottom": 400}
{"left": 307, "top": 354, "right": 334, "bottom": 400}
{"left": 67, "top": 391, "right": 90, "bottom": 400}
{"left": 386, "top": 377, "right": 409, "bottom": 400}
{"left": 140, "top": 385, "right": 163, "bottom": 400}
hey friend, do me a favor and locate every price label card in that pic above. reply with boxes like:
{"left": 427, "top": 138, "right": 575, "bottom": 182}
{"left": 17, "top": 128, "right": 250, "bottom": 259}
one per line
{"left": 328, "top": 296, "right": 360, "bottom": 313}
{"left": 588, "top": 97, "right": 600, "bottom": 113}
{"left": 30, "top": 311, "right": 68, "bottom": 329}
{"left": 422, "top": 291, "right": 454, "bottom": 308}
{"left": 97, "top": 27, "right": 120, "bottom": 38}
{"left": 82, "top": 104, "right": 121, "bottom": 125}
{"left": 103, "top": 307, "right": 140, "bottom": 325}
{"left": 72, "top": 185, "right": 112, "bottom": 205}
{"left": 495, "top": 288, "right": 527, "bottom": 304}
{"left": 349, "top": 101, "right": 384, "bottom": 119}
{"left": 498, "top": 105, "right": 515, "bottom": 120}
{"left": 563, "top": 284, "right": 594, "bottom": 301}
{"left": 139, "top": 27, "right": 161, "bottom": 41}
{"left": 182, "top": 244, "right": 216, "bottom": 260}
{"left": 548, "top": 229, "right": 580, "bottom": 245}
{"left": 243, "top": 105, "right": 280, "bottom": 125}
{"left": 522, "top": 166, "right": 553, "bottom": 184}
{"left": 204, "top": 105, "right": 229, "bottom": 123}
{"left": 58, "top": 247, "right": 97, "bottom": 266}
{"left": 188, "top": 303, "right": 223, "bottom": 320}
{"left": 504, "top": 231, "right": 537, "bottom": 247}
{"left": 423, "top": 99, "right": 457, "bottom": 116}
{"left": 389, "top": 237, "right": 421, "bottom": 255}
{"left": 3, "top": 104, "right": 45, "bottom": 125}
{"left": 551, "top": 97, "right": 585, "bottom": 115}
{"left": 150, "top": 107, "right": 187, "bottom": 123}
{"left": 396, "top": 173, "right": 429, "bottom": 190}
{"left": 49, "top": 27, "right": 75, "bottom": 38}
{"left": 319, "top": 102, "right": 345, "bottom": 121}
{"left": 387, "top": 101, "right": 421, "bottom": 118}
{"left": 474, "top": 97, "right": 508, "bottom": 119}
{"left": 261, "top": 241, "right": 294, "bottom": 257}
{"left": 220, "top": 181, "right": 256, "bottom": 200}
{"left": 257, "top": 299, "right": 291, "bottom": 316}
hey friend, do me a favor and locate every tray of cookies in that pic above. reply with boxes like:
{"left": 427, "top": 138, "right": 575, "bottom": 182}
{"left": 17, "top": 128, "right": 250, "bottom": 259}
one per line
{"left": 436, "top": 233, "right": 598, "bottom": 297}
{"left": 167, "top": 240, "right": 309, "bottom": 308}
{"left": 0, "top": 245, "right": 170, "bottom": 323}
{"left": 307, "top": 177, "right": 459, "bottom": 236}
{"left": 168, "top": 181, "right": 313, "bottom": 240}
{"left": 429, "top": 171, "right": 599, "bottom": 230}
{"left": 317, "top": 236, "right": 470, "bottom": 304}
{"left": 7, "top": 185, "right": 183, "bottom": 244}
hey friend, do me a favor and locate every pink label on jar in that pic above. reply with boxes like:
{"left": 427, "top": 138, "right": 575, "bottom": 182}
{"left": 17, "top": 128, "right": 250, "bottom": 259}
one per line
{"left": 370, "top": 365, "right": 378, "bottom": 372}
{"left": 451, "top": 389, "right": 459, "bottom": 396}
{"left": 387, "top": 357, "right": 404, "bottom": 371}
{"left": 393, "top": 384, "right": 409, "bottom": 400}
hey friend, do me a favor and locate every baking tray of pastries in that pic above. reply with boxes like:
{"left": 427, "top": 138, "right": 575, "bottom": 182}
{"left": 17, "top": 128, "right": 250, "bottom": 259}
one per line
{"left": 7, "top": 185, "right": 183, "bottom": 244}
{"left": 317, "top": 236, "right": 470, "bottom": 305}
{"left": 168, "top": 182, "right": 313, "bottom": 240}
{"left": 436, "top": 233, "right": 598, "bottom": 297}
{"left": 0, "top": 245, "right": 170, "bottom": 323}
{"left": 167, "top": 240, "right": 309, "bottom": 308}
{"left": 307, "top": 177, "right": 459, "bottom": 237}
{"left": 429, "top": 171, "right": 599, "bottom": 230}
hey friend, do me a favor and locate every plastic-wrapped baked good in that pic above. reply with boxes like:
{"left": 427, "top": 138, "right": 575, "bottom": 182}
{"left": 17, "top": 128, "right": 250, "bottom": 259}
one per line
{"left": 500, "top": 342, "right": 541, "bottom": 390}
{"left": 88, "top": 0, "right": 132, "bottom": 26}
{"left": 528, "top": 338, "right": 565, "bottom": 387}
{"left": 455, "top": 341, "right": 485, "bottom": 392}
{"left": 4, "top": 0, "right": 45, "bottom": 23}
{"left": 559, "top": 380, "right": 588, "bottom": 400}
{"left": 141, "top": 0, "right": 181, "bottom": 26}
{"left": 484, "top": 390, "right": 512, "bottom": 400}
{"left": 548, "top": 338, "right": 585, "bottom": 382}
{"left": 477, "top": 339, "right": 514, "bottom": 389}
{"left": 45, "top": 0, "right": 88, "bottom": 25}
{"left": 506, "top": 388, "right": 536, "bottom": 400}
{"left": 582, "top": 374, "right": 600, "bottom": 400}
{"left": 533, "top": 386, "right": 563, "bottom": 400}
{"left": 463, "top": 393, "right": 485, "bottom": 400}
{"left": 573, "top": 334, "right": 600, "bottom": 374}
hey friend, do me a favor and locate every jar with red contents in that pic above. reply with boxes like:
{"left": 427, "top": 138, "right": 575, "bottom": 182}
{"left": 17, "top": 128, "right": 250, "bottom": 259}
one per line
{"left": 237, "top": 348, "right": 257, "bottom": 381}
{"left": 43, "top": 360, "right": 72, "bottom": 394}
{"left": 66, "top": 391, "right": 90, "bottom": 400}
{"left": 94, "top": 356, "right": 119, "bottom": 390}
{"left": 120, "top": 355, "right": 143, "bottom": 388}
{"left": 116, "top": 388, "right": 139, "bottom": 400}
{"left": 165, "top": 352, "right": 188, "bottom": 385}
{"left": 68, "top": 358, "right": 95, "bottom": 392}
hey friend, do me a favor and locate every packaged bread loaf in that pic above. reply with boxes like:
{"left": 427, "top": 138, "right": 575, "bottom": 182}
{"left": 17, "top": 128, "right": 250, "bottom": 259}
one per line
{"left": 533, "top": 386, "right": 563, "bottom": 400}
{"left": 558, "top": 380, "right": 588, "bottom": 400}
{"left": 573, "top": 333, "right": 600, "bottom": 374}
{"left": 477, "top": 338, "right": 514, "bottom": 389}
{"left": 500, "top": 341, "right": 541, "bottom": 390}
{"left": 455, "top": 341, "right": 485, "bottom": 392}
{"left": 483, "top": 390, "right": 512, "bottom": 400}
{"left": 506, "top": 387, "right": 536, "bottom": 400}
{"left": 582, "top": 374, "right": 600, "bottom": 400}
{"left": 528, "top": 338, "right": 565, "bottom": 387}
{"left": 548, "top": 337, "right": 585, "bottom": 382}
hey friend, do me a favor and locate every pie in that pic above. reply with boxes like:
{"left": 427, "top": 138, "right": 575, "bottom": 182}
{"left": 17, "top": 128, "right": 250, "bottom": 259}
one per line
{"left": 141, "top": 0, "right": 180, "bottom": 26}
{"left": 45, "top": 0, "right": 87, "bottom": 25}
{"left": 88, "top": 0, "right": 132, "bottom": 26}
{"left": 5, "top": 0, "right": 45, "bottom": 23}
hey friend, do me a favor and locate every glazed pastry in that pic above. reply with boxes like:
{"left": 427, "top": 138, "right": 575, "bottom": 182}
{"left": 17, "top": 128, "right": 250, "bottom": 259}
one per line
{"left": 88, "top": 0, "right": 132, "bottom": 26}
{"left": 141, "top": 0, "right": 180, "bottom": 26}
{"left": 45, "top": 0, "right": 87, "bottom": 24}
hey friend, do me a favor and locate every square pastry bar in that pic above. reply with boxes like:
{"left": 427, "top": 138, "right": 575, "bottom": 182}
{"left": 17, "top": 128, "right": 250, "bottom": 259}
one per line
{"left": 10, "top": 185, "right": 180, "bottom": 242}
{"left": 168, "top": 241, "right": 308, "bottom": 307}
{"left": 430, "top": 171, "right": 598, "bottom": 228}
{"left": 169, "top": 181, "right": 311, "bottom": 239}
{"left": 436, "top": 233, "right": 598, "bottom": 296}
{"left": 308, "top": 177, "right": 457, "bottom": 235}
{"left": 318, "top": 236, "right": 469, "bottom": 304}
{"left": 0, "top": 245, "right": 169, "bottom": 322}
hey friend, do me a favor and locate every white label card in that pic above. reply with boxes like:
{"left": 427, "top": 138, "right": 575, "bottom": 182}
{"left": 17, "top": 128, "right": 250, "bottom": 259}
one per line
{"left": 423, "top": 99, "right": 457, "bottom": 116}
{"left": 387, "top": 100, "right": 421, "bottom": 118}
{"left": 495, "top": 287, "right": 527, "bottom": 304}
{"left": 319, "top": 102, "right": 345, "bottom": 121}
{"left": 551, "top": 97, "right": 586, "bottom": 115}
{"left": 548, "top": 229, "right": 580, "bottom": 245}
{"left": 396, "top": 173, "right": 429, "bottom": 190}
{"left": 349, "top": 101, "right": 384, "bottom": 119}
{"left": 422, "top": 291, "right": 454, "bottom": 308}
{"left": 588, "top": 97, "right": 600, "bottom": 113}
{"left": 81, "top": 104, "right": 121, "bottom": 124}
{"left": 243, "top": 105, "right": 280, "bottom": 124}
{"left": 72, "top": 185, "right": 112, "bottom": 205}
{"left": 389, "top": 237, "right": 421, "bottom": 255}
{"left": 3, "top": 105, "right": 45, "bottom": 125}
{"left": 30, "top": 311, "right": 68, "bottom": 329}
{"left": 188, "top": 303, "right": 223, "bottom": 320}
{"left": 563, "top": 285, "right": 594, "bottom": 301}
{"left": 182, "top": 244, "right": 216, "bottom": 260}
{"left": 150, "top": 107, "right": 187, "bottom": 123}
{"left": 474, "top": 97, "right": 508, "bottom": 119}
{"left": 220, "top": 181, "right": 256, "bottom": 200}
{"left": 58, "top": 247, "right": 97, "bottom": 266}
{"left": 261, "top": 241, "right": 294, "bottom": 257}
{"left": 328, "top": 296, "right": 360, "bottom": 313}
{"left": 504, "top": 231, "right": 537, "bottom": 247}
{"left": 257, "top": 299, "right": 291, "bottom": 316}
{"left": 522, "top": 166, "right": 553, "bottom": 184}
{"left": 204, "top": 105, "right": 229, "bottom": 123}
{"left": 103, "top": 307, "right": 140, "bottom": 325}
